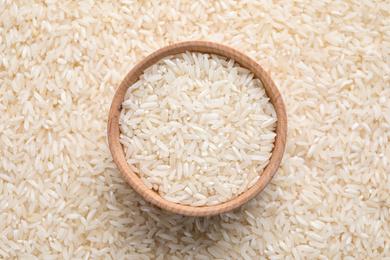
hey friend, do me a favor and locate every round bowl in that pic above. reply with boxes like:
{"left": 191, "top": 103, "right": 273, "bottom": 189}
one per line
{"left": 107, "top": 41, "right": 287, "bottom": 216}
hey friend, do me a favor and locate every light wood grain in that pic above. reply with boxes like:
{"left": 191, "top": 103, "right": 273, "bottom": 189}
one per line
{"left": 107, "top": 41, "right": 287, "bottom": 216}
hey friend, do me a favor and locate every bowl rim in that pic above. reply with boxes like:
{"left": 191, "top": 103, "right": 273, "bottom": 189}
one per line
{"left": 107, "top": 41, "right": 287, "bottom": 216}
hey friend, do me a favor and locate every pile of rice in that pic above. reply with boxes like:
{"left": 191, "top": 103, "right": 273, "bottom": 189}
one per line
{"left": 1, "top": 0, "right": 389, "bottom": 258}
{"left": 119, "top": 52, "right": 277, "bottom": 206}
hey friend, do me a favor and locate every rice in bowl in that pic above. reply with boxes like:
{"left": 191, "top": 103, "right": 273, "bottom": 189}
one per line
{"left": 119, "top": 52, "right": 277, "bottom": 206}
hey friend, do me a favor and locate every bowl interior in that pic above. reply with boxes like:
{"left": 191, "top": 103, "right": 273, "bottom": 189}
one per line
{"left": 107, "top": 41, "right": 287, "bottom": 216}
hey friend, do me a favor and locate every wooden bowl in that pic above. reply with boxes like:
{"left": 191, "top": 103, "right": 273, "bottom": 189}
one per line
{"left": 107, "top": 41, "right": 287, "bottom": 216}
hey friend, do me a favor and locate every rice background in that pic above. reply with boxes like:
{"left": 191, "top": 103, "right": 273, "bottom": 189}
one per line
{"left": 1, "top": 0, "right": 390, "bottom": 259}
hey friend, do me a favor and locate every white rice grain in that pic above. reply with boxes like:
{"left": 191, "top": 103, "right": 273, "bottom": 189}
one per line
{"left": 1, "top": 0, "right": 389, "bottom": 259}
